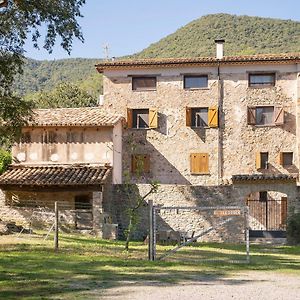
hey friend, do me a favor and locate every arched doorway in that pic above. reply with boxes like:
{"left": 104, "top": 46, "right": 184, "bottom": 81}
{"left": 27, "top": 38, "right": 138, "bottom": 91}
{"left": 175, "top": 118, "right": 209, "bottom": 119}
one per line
{"left": 246, "top": 190, "right": 287, "bottom": 238}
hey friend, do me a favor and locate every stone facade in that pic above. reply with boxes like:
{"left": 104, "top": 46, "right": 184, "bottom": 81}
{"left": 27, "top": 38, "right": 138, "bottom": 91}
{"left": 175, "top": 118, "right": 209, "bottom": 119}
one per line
{"left": 99, "top": 58, "right": 300, "bottom": 241}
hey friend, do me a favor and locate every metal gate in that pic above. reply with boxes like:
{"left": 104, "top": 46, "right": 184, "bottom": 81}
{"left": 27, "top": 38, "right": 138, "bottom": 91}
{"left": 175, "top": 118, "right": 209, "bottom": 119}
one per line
{"left": 247, "top": 198, "right": 287, "bottom": 231}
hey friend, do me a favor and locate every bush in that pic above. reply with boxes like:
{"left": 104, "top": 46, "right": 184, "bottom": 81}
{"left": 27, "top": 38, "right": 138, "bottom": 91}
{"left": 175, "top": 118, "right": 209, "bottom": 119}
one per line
{"left": 0, "top": 148, "right": 12, "bottom": 174}
{"left": 287, "top": 213, "right": 300, "bottom": 244}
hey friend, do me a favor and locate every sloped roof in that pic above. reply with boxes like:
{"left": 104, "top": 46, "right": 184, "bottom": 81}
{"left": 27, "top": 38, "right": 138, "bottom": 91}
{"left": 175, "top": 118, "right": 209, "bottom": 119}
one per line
{"left": 95, "top": 53, "right": 300, "bottom": 72}
{"left": 0, "top": 165, "right": 111, "bottom": 187}
{"left": 27, "top": 107, "right": 123, "bottom": 127}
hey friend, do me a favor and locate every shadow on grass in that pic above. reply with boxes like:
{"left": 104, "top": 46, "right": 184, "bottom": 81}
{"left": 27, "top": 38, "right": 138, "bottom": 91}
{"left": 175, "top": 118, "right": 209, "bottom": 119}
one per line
{"left": 0, "top": 234, "right": 299, "bottom": 299}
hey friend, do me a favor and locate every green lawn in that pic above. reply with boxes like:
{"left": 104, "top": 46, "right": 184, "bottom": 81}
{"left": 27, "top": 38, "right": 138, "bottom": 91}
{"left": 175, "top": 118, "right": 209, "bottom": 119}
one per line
{"left": 0, "top": 234, "right": 299, "bottom": 299}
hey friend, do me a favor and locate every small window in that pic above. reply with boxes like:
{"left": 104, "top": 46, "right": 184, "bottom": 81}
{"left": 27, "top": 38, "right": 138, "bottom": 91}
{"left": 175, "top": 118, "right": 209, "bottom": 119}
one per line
{"left": 186, "top": 107, "right": 218, "bottom": 128}
{"left": 249, "top": 73, "right": 275, "bottom": 87}
{"left": 184, "top": 75, "right": 208, "bottom": 89}
{"left": 259, "top": 191, "right": 268, "bottom": 202}
{"left": 280, "top": 152, "right": 293, "bottom": 166}
{"left": 191, "top": 108, "right": 208, "bottom": 127}
{"left": 248, "top": 106, "right": 284, "bottom": 126}
{"left": 190, "top": 153, "right": 209, "bottom": 174}
{"left": 132, "top": 77, "right": 156, "bottom": 91}
{"left": 256, "top": 106, "right": 274, "bottom": 125}
{"left": 256, "top": 152, "right": 269, "bottom": 169}
{"left": 131, "top": 154, "right": 150, "bottom": 174}
{"left": 127, "top": 108, "right": 158, "bottom": 129}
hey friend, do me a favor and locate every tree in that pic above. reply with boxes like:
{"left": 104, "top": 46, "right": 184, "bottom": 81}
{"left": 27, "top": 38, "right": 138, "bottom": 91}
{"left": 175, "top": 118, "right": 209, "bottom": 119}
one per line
{"left": 25, "top": 82, "right": 98, "bottom": 108}
{"left": 0, "top": 0, "right": 86, "bottom": 144}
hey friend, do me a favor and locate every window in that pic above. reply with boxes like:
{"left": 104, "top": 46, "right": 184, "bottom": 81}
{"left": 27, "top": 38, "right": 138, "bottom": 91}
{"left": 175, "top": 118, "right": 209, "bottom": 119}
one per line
{"left": 190, "top": 153, "right": 209, "bottom": 174}
{"left": 247, "top": 106, "right": 284, "bottom": 126}
{"left": 184, "top": 75, "right": 208, "bottom": 89}
{"left": 127, "top": 108, "right": 158, "bottom": 129}
{"left": 256, "top": 152, "right": 269, "bottom": 169}
{"left": 279, "top": 152, "right": 293, "bottom": 166}
{"left": 249, "top": 73, "right": 275, "bottom": 87}
{"left": 131, "top": 154, "right": 150, "bottom": 173}
{"left": 132, "top": 77, "right": 156, "bottom": 91}
{"left": 186, "top": 107, "right": 218, "bottom": 128}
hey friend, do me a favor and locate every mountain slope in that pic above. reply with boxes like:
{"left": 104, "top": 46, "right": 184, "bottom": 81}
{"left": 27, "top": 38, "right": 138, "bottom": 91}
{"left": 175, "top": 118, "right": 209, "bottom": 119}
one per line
{"left": 132, "top": 14, "right": 300, "bottom": 58}
{"left": 14, "top": 58, "right": 102, "bottom": 96}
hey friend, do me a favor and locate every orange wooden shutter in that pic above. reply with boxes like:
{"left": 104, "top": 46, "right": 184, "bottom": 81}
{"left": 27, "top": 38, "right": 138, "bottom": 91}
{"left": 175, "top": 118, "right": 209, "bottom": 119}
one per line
{"left": 274, "top": 106, "right": 284, "bottom": 125}
{"left": 208, "top": 107, "right": 218, "bottom": 128}
{"left": 186, "top": 107, "right": 192, "bottom": 127}
{"left": 127, "top": 108, "right": 133, "bottom": 128}
{"left": 281, "top": 197, "right": 287, "bottom": 228}
{"left": 278, "top": 152, "right": 284, "bottom": 165}
{"left": 149, "top": 108, "right": 158, "bottom": 129}
{"left": 255, "top": 152, "right": 261, "bottom": 169}
{"left": 247, "top": 107, "right": 256, "bottom": 125}
{"left": 190, "top": 153, "right": 208, "bottom": 174}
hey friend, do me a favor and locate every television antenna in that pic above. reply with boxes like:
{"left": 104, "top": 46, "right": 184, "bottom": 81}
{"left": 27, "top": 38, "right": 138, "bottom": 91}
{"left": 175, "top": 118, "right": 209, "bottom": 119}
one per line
{"left": 102, "top": 43, "right": 110, "bottom": 60}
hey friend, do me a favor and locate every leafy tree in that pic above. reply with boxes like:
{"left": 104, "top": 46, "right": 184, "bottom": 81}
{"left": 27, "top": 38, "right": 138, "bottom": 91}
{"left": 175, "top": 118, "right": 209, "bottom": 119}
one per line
{"left": 26, "top": 82, "right": 98, "bottom": 108}
{"left": 0, "top": 148, "right": 12, "bottom": 174}
{"left": 0, "top": 0, "right": 86, "bottom": 144}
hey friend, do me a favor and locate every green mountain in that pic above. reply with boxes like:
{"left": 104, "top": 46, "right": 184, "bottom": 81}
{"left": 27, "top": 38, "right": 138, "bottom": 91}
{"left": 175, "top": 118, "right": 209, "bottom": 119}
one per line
{"left": 132, "top": 13, "right": 300, "bottom": 58}
{"left": 14, "top": 14, "right": 300, "bottom": 100}
{"left": 14, "top": 58, "right": 102, "bottom": 97}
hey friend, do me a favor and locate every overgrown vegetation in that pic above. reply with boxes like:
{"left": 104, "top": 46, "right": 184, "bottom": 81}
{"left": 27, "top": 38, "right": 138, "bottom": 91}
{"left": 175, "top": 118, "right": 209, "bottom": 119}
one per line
{"left": 0, "top": 149, "right": 12, "bottom": 174}
{"left": 0, "top": 234, "right": 299, "bottom": 299}
{"left": 287, "top": 213, "right": 300, "bottom": 245}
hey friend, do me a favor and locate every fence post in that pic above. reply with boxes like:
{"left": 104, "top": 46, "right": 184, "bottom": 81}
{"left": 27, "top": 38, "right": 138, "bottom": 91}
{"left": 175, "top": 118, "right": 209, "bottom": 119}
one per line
{"left": 148, "top": 200, "right": 154, "bottom": 261}
{"left": 54, "top": 201, "right": 59, "bottom": 252}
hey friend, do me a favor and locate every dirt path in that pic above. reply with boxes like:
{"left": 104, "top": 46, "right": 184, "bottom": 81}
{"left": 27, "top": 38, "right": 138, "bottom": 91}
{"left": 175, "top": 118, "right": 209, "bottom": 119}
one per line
{"left": 99, "top": 272, "right": 300, "bottom": 300}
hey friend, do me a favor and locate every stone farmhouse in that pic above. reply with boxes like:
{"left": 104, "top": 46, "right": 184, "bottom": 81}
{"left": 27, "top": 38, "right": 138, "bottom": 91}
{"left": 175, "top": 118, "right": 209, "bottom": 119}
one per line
{"left": 0, "top": 41, "right": 300, "bottom": 241}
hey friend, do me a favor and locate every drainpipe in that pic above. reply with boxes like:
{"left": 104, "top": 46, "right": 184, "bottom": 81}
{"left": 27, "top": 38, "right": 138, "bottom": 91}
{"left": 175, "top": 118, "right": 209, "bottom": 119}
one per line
{"left": 215, "top": 39, "right": 225, "bottom": 184}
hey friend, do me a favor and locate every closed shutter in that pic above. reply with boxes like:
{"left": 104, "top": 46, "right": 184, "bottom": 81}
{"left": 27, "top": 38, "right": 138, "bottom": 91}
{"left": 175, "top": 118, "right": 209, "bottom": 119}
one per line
{"left": 127, "top": 108, "right": 133, "bottom": 128}
{"left": 190, "top": 153, "right": 209, "bottom": 174}
{"left": 186, "top": 107, "right": 192, "bottom": 127}
{"left": 278, "top": 152, "right": 284, "bottom": 165}
{"left": 255, "top": 152, "right": 261, "bottom": 169}
{"left": 149, "top": 108, "right": 158, "bottom": 129}
{"left": 131, "top": 154, "right": 150, "bottom": 173}
{"left": 208, "top": 107, "right": 218, "bottom": 127}
{"left": 274, "top": 106, "right": 284, "bottom": 125}
{"left": 247, "top": 107, "right": 256, "bottom": 125}
{"left": 281, "top": 197, "right": 287, "bottom": 228}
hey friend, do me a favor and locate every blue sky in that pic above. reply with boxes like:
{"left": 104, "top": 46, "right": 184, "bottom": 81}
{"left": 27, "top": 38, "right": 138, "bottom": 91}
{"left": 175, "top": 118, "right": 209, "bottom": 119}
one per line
{"left": 24, "top": 0, "right": 300, "bottom": 60}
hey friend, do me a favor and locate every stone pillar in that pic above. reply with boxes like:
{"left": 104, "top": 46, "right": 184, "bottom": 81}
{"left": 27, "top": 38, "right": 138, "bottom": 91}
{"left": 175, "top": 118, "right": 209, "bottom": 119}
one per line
{"left": 92, "top": 189, "right": 103, "bottom": 237}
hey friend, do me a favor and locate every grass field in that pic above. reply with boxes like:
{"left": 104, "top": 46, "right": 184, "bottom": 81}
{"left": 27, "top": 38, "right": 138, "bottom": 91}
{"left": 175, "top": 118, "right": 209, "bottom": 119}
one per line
{"left": 0, "top": 233, "right": 299, "bottom": 299}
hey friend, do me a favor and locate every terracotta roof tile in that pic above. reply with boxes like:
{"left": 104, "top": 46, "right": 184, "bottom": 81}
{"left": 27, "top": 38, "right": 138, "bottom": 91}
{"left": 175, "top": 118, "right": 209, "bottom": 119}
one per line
{"left": 95, "top": 53, "right": 300, "bottom": 72}
{"left": 232, "top": 174, "right": 297, "bottom": 182}
{"left": 0, "top": 165, "right": 111, "bottom": 187}
{"left": 28, "top": 107, "right": 123, "bottom": 127}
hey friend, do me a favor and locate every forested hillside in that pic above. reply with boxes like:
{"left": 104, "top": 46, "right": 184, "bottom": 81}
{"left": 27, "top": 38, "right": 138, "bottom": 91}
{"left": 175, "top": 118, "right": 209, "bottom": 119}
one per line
{"left": 133, "top": 14, "right": 300, "bottom": 58}
{"left": 14, "top": 14, "right": 300, "bottom": 108}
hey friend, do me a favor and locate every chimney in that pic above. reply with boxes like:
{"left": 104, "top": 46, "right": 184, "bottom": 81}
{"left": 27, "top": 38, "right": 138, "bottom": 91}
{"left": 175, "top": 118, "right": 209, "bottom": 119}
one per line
{"left": 215, "top": 39, "right": 225, "bottom": 59}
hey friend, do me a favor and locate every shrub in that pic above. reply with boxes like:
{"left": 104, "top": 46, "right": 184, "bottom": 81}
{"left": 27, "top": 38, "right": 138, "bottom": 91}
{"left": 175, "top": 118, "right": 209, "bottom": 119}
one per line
{"left": 0, "top": 148, "right": 12, "bottom": 174}
{"left": 287, "top": 213, "right": 300, "bottom": 244}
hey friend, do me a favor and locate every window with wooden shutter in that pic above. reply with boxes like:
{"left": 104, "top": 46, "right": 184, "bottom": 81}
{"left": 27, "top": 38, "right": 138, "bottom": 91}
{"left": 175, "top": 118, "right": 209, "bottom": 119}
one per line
{"left": 208, "top": 107, "right": 218, "bottom": 127}
{"left": 274, "top": 106, "right": 284, "bottom": 125}
{"left": 247, "top": 107, "right": 256, "bottom": 125}
{"left": 131, "top": 154, "right": 150, "bottom": 174}
{"left": 256, "top": 152, "right": 268, "bottom": 169}
{"left": 127, "top": 108, "right": 133, "bottom": 128}
{"left": 279, "top": 152, "right": 293, "bottom": 166}
{"left": 190, "top": 153, "right": 209, "bottom": 174}
{"left": 149, "top": 108, "right": 158, "bottom": 129}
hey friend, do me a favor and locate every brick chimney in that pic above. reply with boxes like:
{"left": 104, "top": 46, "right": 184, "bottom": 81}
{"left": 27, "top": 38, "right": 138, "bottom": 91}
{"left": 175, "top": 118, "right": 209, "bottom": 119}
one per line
{"left": 215, "top": 39, "right": 225, "bottom": 59}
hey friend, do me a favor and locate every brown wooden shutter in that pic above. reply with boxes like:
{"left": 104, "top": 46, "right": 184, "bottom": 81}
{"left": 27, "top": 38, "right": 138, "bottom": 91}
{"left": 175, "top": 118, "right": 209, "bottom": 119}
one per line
{"left": 281, "top": 197, "right": 287, "bottom": 228}
{"left": 149, "top": 108, "right": 158, "bottom": 129}
{"left": 127, "top": 108, "right": 133, "bottom": 128}
{"left": 143, "top": 155, "right": 150, "bottom": 173}
{"left": 186, "top": 107, "right": 192, "bottom": 127}
{"left": 190, "top": 153, "right": 208, "bottom": 174}
{"left": 255, "top": 152, "right": 261, "bottom": 169}
{"left": 131, "top": 154, "right": 150, "bottom": 173}
{"left": 278, "top": 152, "right": 284, "bottom": 165}
{"left": 208, "top": 107, "right": 218, "bottom": 128}
{"left": 131, "top": 155, "right": 137, "bottom": 173}
{"left": 247, "top": 107, "right": 256, "bottom": 125}
{"left": 274, "top": 106, "right": 284, "bottom": 125}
